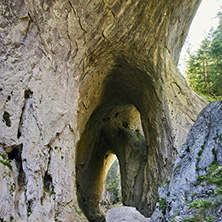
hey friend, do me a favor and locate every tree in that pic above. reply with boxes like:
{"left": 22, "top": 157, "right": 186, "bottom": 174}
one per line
{"left": 186, "top": 12, "right": 222, "bottom": 97}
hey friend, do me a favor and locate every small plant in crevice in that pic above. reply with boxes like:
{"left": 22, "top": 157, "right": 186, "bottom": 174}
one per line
{"left": 196, "top": 156, "right": 201, "bottom": 162}
{"left": 157, "top": 198, "right": 167, "bottom": 215}
{"left": 174, "top": 164, "right": 182, "bottom": 172}
{"left": 206, "top": 216, "right": 215, "bottom": 222}
{"left": 197, "top": 175, "right": 207, "bottom": 183}
{"left": 50, "top": 188, "right": 56, "bottom": 195}
{"left": 197, "top": 149, "right": 203, "bottom": 157}
{"left": 40, "top": 196, "right": 44, "bottom": 205}
{"left": 27, "top": 206, "right": 32, "bottom": 217}
{"left": 190, "top": 199, "right": 213, "bottom": 209}
{"left": 0, "top": 159, "right": 12, "bottom": 170}
{"left": 10, "top": 184, "right": 15, "bottom": 195}
{"left": 212, "top": 147, "right": 217, "bottom": 157}
{"left": 208, "top": 161, "right": 219, "bottom": 174}
{"left": 9, "top": 216, "right": 14, "bottom": 222}
{"left": 75, "top": 209, "right": 83, "bottom": 216}
{"left": 0, "top": 153, "right": 7, "bottom": 160}
{"left": 183, "top": 216, "right": 199, "bottom": 222}
{"left": 214, "top": 186, "right": 222, "bottom": 195}
{"left": 207, "top": 167, "right": 222, "bottom": 186}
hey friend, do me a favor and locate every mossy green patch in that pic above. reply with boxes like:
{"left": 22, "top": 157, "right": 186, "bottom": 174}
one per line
{"left": 0, "top": 159, "right": 12, "bottom": 170}
{"left": 158, "top": 198, "right": 167, "bottom": 215}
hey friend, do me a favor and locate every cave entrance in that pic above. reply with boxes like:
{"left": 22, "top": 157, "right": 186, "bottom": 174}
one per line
{"left": 76, "top": 58, "right": 172, "bottom": 221}
{"left": 76, "top": 104, "right": 148, "bottom": 222}
{"left": 100, "top": 157, "right": 122, "bottom": 211}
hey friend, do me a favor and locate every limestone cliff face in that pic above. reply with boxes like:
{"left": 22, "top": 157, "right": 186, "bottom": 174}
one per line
{"left": 151, "top": 100, "right": 222, "bottom": 222}
{"left": 0, "top": 0, "right": 206, "bottom": 221}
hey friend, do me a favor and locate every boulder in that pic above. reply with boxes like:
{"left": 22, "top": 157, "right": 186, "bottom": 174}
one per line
{"left": 106, "top": 206, "right": 150, "bottom": 222}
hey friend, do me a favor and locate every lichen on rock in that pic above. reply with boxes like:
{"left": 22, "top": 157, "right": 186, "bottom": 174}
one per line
{"left": 151, "top": 100, "right": 222, "bottom": 222}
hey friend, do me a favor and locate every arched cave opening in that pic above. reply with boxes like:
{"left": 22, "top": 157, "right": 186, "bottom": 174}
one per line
{"left": 100, "top": 156, "right": 122, "bottom": 210}
{"left": 76, "top": 58, "right": 175, "bottom": 221}
{"left": 76, "top": 103, "right": 147, "bottom": 222}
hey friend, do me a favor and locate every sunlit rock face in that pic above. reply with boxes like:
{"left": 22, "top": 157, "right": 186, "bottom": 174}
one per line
{"left": 0, "top": 0, "right": 206, "bottom": 221}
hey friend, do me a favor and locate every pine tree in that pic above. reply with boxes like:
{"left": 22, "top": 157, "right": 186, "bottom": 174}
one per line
{"left": 186, "top": 12, "right": 222, "bottom": 98}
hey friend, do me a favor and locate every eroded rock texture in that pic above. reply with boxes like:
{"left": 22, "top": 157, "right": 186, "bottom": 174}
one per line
{"left": 0, "top": 0, "right": 206, "bottom": 221}
{"left": 151, "top": 100, "right": 222, "bottom": 222}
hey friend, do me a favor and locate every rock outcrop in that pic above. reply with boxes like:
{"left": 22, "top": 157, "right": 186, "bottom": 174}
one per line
{"left": 106, "top": 206, "right": 150, "bottom": 222}
{"left": 0, "top": 0, "right": 206, "bottom": 221}
{"left": 151, "top": 100, "right": 222, "bottom": 222}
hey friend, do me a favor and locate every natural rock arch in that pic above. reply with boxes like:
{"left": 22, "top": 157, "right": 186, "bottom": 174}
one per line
{"left": 75, "top": 56, "right": 200, "bottom": 221}
{"left": 76, "top": 58, "right": 163, "bottom": 221}
{"left": 0, "top": 0, "right": 207, "bottom": 221}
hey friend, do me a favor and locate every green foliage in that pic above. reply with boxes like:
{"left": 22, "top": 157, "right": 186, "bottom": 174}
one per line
{"left": 214, "top": 186, "right": 222, "bottom": 195}
{"left": 158, "top": 198, "right": 167, "bottom": 215}
{"left": 0, "top": 153, "right": 12, "bottom": 170}
{"left": 183, "top": 216, "right": 199, "bottom": 222}
{"left": 0, "top": 159, "right": 12, "bottom": 170}
{"left": 207, "top": 167, "right": 222, "bottom": 186}
{"left": 196, "top": 157, "right": 201, "bottom": 162}
{"left": 105, "top": 159, "right": 122, "bottom": 203}
{"left": 190, "top": 199, "right": 213, "bottom": 209}
{"left": 27, "top": 206, "right": 32, "bottom": 217}
{"left": 50, "top": 188, "right": 56, "bottom": 195}
{"left": 75, "top": 209, "right": 83, "bottom": 216}
{"left": 174, "top": 164, "right": 182, "bottom": 171}
{"left": 206, "top": 217, "right": 215, "bottom": 222}
{"left": 197, "top": 149, "right": 203, "bottom": 156}
{"left": 197, "top": 175, "right": 207, "bottom": 182}
{"left": 188, "top": 195, "right": 222, "bottom": 222}
{"left": 208, "top": 162, "right": 219, "bottom": 174}
{"left": 10, "top": 184, "right": 15, "bottom": 196}
{"left": 186, "top": 12, "right": 222, "bottom": 98}
{"left": 0, "top": 153, "right": 7, "bottom": 160}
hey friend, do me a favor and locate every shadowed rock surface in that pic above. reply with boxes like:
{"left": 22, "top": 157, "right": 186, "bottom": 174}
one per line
{"left": 151, "top": 100, "right": 222, "bottom": 222}
{"left": 0, "top": 0, "right": 206, "bottom": 221}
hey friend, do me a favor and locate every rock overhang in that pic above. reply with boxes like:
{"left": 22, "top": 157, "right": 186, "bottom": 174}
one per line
{"left": 0, "top": 0, "right": 207, "bottom": 221}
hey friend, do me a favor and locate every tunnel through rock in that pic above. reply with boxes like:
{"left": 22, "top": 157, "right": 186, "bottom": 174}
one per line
{"left": 76, "top": 104, "right": 147, "bottom": 222}
{"left": 100, "top": 157, "right": 122, "bottom": 207}
{"left": 76, "top": 58, "right": 175, "bottom": 222}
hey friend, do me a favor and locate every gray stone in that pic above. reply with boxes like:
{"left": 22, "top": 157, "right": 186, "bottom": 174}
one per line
{"left": 0, "top": 0, "right": 206, "bottom": 221}
{"left": 106, "top": 207, "right": 150, "bottom": 222}
{"left": 151, "top": 100, "right": 222, "bottom": 222}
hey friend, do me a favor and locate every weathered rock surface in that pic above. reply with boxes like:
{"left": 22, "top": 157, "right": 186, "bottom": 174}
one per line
{"left": 0, "top": 0, "right": 206, "bottom": 221}
{"left": 106, "top": 206, "right": 150, "bottom": 222}
{"left": 151, "top": 100, "right": 222, "bottom": 222}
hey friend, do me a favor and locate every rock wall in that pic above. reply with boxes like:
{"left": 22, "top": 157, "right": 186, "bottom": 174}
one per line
{"left": 151, "top": 100, "right": 222, "bottom": 222}
{"left": 0, "top": 0, "right": 206, "bottom": 221}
